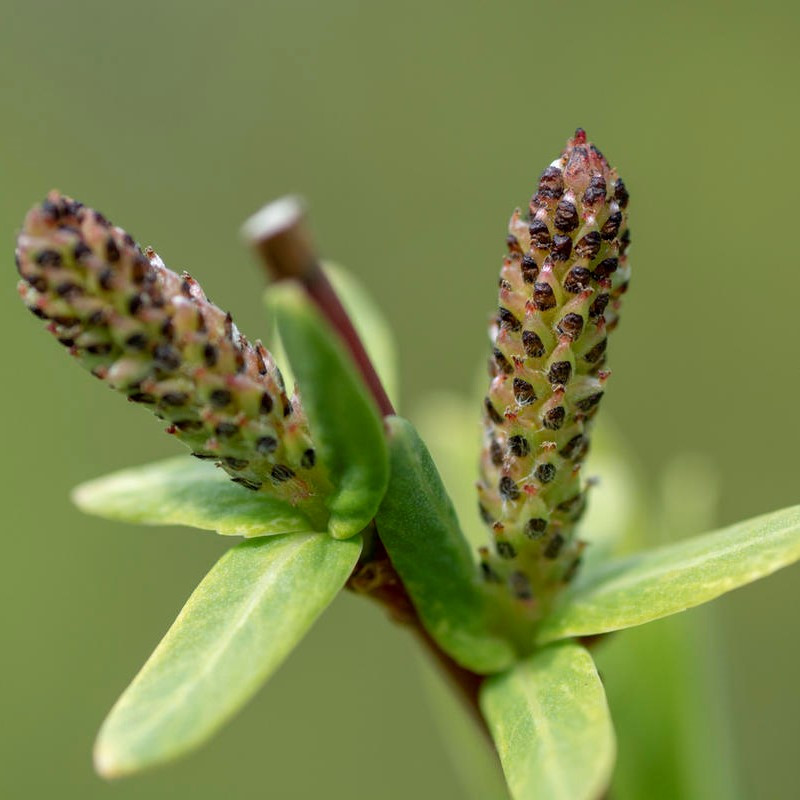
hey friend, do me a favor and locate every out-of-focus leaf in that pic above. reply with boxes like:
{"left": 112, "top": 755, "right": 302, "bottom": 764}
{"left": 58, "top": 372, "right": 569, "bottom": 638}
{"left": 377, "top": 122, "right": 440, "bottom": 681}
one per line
{"left": 269, "top": 282, "right": 389, "bottom": 539}
{"left": 375, "top": 416, "right": 517, "bottom": 674}
{"left": 323, "top": 262, "right": 399, "bottom": 409}
{"left": 597, "top": 453, "right": 742, "bottom": 800}
{"left": 480, "top": 642, "right": 615, "bottom": 800}
{"left": 94, "top": 533, "right": 361, "bottom": 778}
{"left": 72, "top": 456, "right": 312, "bottom": 536}
{"left": 537, "top": 504, "right": 800, "bottom": 644}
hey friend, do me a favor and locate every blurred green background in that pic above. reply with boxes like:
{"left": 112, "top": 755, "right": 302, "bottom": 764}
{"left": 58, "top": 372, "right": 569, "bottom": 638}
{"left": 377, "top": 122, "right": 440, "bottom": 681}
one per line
{"left": 1, "top": 0, "right": 798, "bottom": 797}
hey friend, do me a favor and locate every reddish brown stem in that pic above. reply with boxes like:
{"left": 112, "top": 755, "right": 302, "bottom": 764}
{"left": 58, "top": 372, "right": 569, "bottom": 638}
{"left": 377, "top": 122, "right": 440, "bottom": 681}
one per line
{"left": 242, "top": 197, "right": 394, "bottom": 417}
{"left": 243, "top": 197, "right": 490, "bottom": 738}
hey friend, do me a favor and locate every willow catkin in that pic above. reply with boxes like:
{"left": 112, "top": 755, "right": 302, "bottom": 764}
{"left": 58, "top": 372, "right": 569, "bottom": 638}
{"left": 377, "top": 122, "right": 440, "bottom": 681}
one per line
{"left": 16, "top": 192, "right": 331, "bottom": 508}
{"left": 477, "top": 129, "right": 631, "bottom": 611}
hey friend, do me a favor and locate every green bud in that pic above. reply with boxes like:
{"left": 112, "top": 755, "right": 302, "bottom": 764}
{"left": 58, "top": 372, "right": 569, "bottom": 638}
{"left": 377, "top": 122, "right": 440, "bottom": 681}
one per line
{"left": 477, "top": 130, "right": 631, "bottom": 614}
{"left": 16, "top": 192, "right": 332, "bottom": 509}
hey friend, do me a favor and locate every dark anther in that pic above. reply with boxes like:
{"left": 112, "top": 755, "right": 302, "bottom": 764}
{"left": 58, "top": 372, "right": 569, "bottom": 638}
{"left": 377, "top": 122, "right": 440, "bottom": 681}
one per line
{"left": 557, "top": 313, "right": 584, "bottom": 340}
{"left": 564, "top": 266, "right": 592, "bottom": 293}
{"left": 535, "top": 463, "right": 556, "bottom": 483}
{"left": 498, "top": 307, "right": 522, "bottom": 332}
{"left": 479, "top": 504, "right": 494, "bottom": 525}
{"left": 124, "top": 332, "right": 148, "bottom": 351}
{"left": 485, "top": 396, "right": 504, "bottom": 425}
{"left": 215, "top": 421, "right": 239, "bottom": 437}
{"left": 499, "top": 476, "right": 520, "bottom": 501}
{"left": 593, "top": 258, "right": 618, "bottom": 280}
{"left": 161, "top": 392, "right": 189, "bottom": 407}
{"left": 582, "top": 175, "right": 607, "bottom": 205}
{"left": 55, "top": 281, "right": 81, "bottom": 298}
{"left": 73, "top": 242, "right": 92, "bottom": 262}
{"left": 57, "top": 336, "right": 75, "bottom": 347}
{"left": 574, "top": 231, "right": 601, "bottom": 260}
{"left": 533, "top": 282, "right": 556, "bottom": 311}
{"left": 224, "top": 457, "right": 249, "bottom": 471}
{"left": 551, "top": 234, "right": 573, "bottom": 262}
{"left": 548, "top": 361, "right": 572, "bottom": 385}
{"left": 554, "top": 199, "right": 579, "bottom": 233}
{"left": 25, "top": 275, "right": 47, "bottom": 292}
{"left": 529, "top": 219, "right": 552, "bottom": 249}
{"left": 27, "top": 305, "right": 48, "bottom": 320}
{"left": 154, "top": 344, "right": 181, "bottom": 370}
{"left": 509, "top": 571, "right": 533, "bottom": 600}
{"left": 521, "top": 254, "right": 539, "bottom": 284}
{"left": 175, "top": 419, "right": 203, "bottom": 432}
{"left": 560, "top": 434, "right": 588, "bottom": 460}
{"left": 256, "top": 435, "right": 278, "bottom": 454}
{"left": 614, "top": 179, "right": 630, "bottom": 208}
{"left": 35, "top": 249, "right": 62, "bottom": 267}
{"left": 271, "top": 464, "right": 296, "bottom": 483}
{"left": 84, "top": 342, "right": 113, "bottom": 356}
{"left": 537, "top": 166, "right": 564, "bottom": 200}
{"left": 231, "top": 477, "right": 262, "bottom": 491}
{"left": 619, "top": 228, "right": 631, "bottom": 254}
{"left": 522, "top": 330, "right": 545, "bottom": 358}
{"left": 508, "top": 435, "right": 530, "bottom": 457}
{"left": 543, "top": 532, "right": 565, "bottom": 559}
{"left": 209, "top": 388, "right": 232, "bottom": 408}
{"left": 589, "top": 293, "right": 610, "bottom": 319}
{"left": 525, "top": 518, "right": 548, "bottom": 539}
{"left": 203, "top": 343, "right": 218, "bottom": 367}
{"left": 513, "top": 377, "right": 537, "bottom": 406}
{"left": 543, "top": 406, "right": 565, "bottom": 430}
{"left": 576, "top": 392, "right": 604, "bottom": 412}
{"left": 260, "top": 392, "right": 274, "bottom": 415}
{"left": 600, "top": 211, "right": 622, "bottom": 240}
{"left": 583, "top": 338, "right": 607, "bottom": 363}
{"left": 506, "top": 234, "right": 522, "bottom": 254}
{"left": 496, "top": 540, "right": 517, "bottom": 559}
{"left": 181, "top": 280, "right": 193, "bottom": 297}
{"left": 492, "top": 347, "right": 513, "bottom": 375}
{"left": 282, "top": 398, "right": 293, "bottom": 417}
{"left": 128, "top": 392, "right": 156, "bottom": 404}
{"left": 490, "top": 438, "right": 504, "bottom": 466}
{"left": 301, "top": 448, "right": 316, "bottom": 469}
{"left": 480, "top": 561, "right": 502, "bottom": 583}
{"left": 41, "top": 199, "right": 60, "bottom": 221}
{"left": 106, "top": 237, "right": 120, "bottom": 263}
{"left": 131, "top": 255, "right": 149, "bottom": 284}
{"left": 98, "top": 268, "right": 115, "bottom": 291}
{"left": 563, "top": 556, "right": 583, "bottom": 583}
{"left": 127, "top": 294, "right": 144, "bottom": 315}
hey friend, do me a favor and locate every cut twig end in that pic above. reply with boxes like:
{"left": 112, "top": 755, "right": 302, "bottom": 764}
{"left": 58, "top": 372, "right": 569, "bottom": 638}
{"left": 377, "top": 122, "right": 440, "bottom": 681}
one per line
{"left": 242, "top": 196, "right": 318, "bottom": 281}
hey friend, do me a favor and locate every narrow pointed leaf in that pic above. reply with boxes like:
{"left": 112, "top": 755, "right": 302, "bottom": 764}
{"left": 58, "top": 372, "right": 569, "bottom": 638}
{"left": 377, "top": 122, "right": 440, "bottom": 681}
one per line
{"left": 94, "top": 532, "right": 361, "bottom": 778}
{"left": 480, "top": 642, "right": 615, "bottom": 800}
{"left": 376, "top": 416, "right": 517, "bottom": 674}
{"left": 269, "top": 283, "right": 389, "bottom": 539}
{"left": 73, "top": 456, "right": 313, "bottom": 536}
{"left": 537, "top": 504, "right": 800, "bottom": 644}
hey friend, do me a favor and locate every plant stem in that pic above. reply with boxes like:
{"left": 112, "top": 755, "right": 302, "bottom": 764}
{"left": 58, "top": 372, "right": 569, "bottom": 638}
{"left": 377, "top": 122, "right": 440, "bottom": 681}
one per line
{"left": 243, "top": 197, "right": 491, "bottom": 739}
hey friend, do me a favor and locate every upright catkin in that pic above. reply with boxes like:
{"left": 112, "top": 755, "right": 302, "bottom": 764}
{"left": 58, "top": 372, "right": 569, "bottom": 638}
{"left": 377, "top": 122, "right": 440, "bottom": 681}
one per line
{"left": 16, "top": 192, "right": 331, "bottom": 508}
{"left": 477, "top": 130, "right": 630, "bottom": 613}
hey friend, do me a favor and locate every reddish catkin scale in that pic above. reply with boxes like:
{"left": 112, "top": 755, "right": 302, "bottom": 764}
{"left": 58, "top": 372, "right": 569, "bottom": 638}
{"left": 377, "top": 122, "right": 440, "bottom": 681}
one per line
{"left": 477, "top": 130, "right": 630, "bottom": 615}
{"left": 16, "top": 192, "right": 332, "bottom": 507}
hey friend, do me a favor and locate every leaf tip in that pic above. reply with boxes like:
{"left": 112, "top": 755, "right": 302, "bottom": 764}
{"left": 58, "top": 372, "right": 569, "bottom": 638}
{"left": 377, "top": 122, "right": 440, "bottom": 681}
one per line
{"left": 92, "top": 737, "right": 127, "bottom": 780}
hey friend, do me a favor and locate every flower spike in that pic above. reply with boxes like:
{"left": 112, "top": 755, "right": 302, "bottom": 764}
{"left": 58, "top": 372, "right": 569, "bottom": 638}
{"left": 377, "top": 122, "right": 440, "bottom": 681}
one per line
{"left": 16, "top": 192, "right": 331, "bottom": 508}
{"left": 477, "top": 130, "right": 631, "bottom": 615}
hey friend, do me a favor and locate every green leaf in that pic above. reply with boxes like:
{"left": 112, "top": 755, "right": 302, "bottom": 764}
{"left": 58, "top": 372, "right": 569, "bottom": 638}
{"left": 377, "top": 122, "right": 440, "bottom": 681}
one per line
{"left": 480, "top": 642, "right": 615, "bottom": 800}
{"left": 72, "top": 456, "right": 312, "bottom": 536}
{"left": 269, "top": 283, "right": 389, "bottom": 539}
{"left": 323, "top": 262, "right": 400, "bottom": 409}
{"left": 537, "top": 504, "right": 800, "bottom": 644}
{"left": 94, "top": 532, "right": 361, "bottom": 778}
{"left": 375, "top": 416, "right": 517, "bottom": 674}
